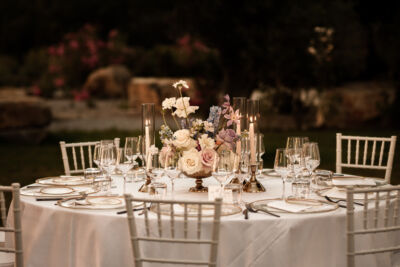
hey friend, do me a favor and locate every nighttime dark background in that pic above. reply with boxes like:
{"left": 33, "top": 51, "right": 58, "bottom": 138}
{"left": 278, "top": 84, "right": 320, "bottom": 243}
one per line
{"left": 1, "top": 0, "right": 400, "bottom": 96}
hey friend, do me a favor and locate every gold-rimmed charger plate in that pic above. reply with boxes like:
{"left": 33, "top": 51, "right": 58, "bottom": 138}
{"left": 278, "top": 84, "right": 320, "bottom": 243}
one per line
{"left": 150, "top": 203, "right": 242, "bottom": 217}
{"left": 36, "top": 176, "right": 93, "bottom": 186}
{"left": 57, "top": 196, "right": 142, "bottom": 210}
{"left": 21, "top": 184, "right": 100, "bottom": 198}
{"left": 40, "top": 186, "right": 74, "bottom": 195}
{"left": 250, "top": 198, "right": 339, "bottom": 214}
{"left": 316, "top": 186, "right": 395, "bottom": 201}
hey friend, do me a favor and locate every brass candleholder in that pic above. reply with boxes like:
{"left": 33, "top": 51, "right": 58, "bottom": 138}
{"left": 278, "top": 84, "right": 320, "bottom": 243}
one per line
{"left": 138, "top": 172, "right": 152, "bottom": 193}
{"left": 243, "top": 164, "right": 265, "bottom": 193}
{"left": 230, "top": 162, "right": 243, "bottom": 184}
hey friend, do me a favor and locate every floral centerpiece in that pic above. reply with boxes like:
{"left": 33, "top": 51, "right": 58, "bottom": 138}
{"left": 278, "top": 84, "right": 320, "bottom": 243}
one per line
{"left": 159, "top": 80, "right": 241, "bottom": 191}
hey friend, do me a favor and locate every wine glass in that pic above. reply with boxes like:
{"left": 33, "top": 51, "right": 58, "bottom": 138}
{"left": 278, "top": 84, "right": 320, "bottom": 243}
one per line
{"left": 93, "top": 144, "right": 101, "bottom": 168}
{"left": 303, "top": 142, "right": 320, "bottom": 174}
{"left": 212, "top": 151, "right": 234, "bottom": 195}
{"left": 286, "top": 136, "right": 309, "bottom": 149}
{"left": 117, "top": 148, "right": 134, "bottom": 194}
{"left": 274, "top": 148, "right": 290, "bottom": 199}
{"left": 286, "top": 136, "right": 309, "bottom": 182}
{"left": 100, "top": 143, "right": 118, "bottom": 181}
{"left": 125, "top": 136, "right": 143, "bottom": 181}
{"left": 164, "top": 156, "right": 181, "bottom": 195}
{"left": 149, "top": 153, "right": 164, "bottom": 182}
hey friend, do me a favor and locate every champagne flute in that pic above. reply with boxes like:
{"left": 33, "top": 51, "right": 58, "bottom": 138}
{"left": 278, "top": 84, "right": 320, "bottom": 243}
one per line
{"left": 149, "top": 153, "right": 164, "bottom": 182}
{"left": 274, "top": 148, "right": 290, "bottom": 199}
{"left": 125, "top": 136, "right": 143, "bottom": 181}
{"left": 117, "top": 148, "right": 134, "bottom": 194}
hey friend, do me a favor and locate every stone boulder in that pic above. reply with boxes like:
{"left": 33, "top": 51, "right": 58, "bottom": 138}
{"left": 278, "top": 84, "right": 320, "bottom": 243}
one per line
{"left": 317, "top": 81, "right": 396, "bottom": 128}
{"left": 83, "top": 65, "right": 131, "bottom": 98}
{"left": 0, "top": 88, "right": 52, "bottom": 143}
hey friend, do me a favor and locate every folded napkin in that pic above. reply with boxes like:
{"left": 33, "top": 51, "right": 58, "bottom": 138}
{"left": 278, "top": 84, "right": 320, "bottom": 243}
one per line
{"left": 332, "top": 177, "right": 376, "bottom": 186}
{"left": 267, "top": 200, "right": 311, "bottom": 213}
{"left": 322, "top": 187, "right": 370, "bottom": 200}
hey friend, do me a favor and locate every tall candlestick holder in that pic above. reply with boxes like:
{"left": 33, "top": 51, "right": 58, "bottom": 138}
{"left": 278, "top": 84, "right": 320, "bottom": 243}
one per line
{"left": 243, "top": 99, "right": 265, "bottom": 192}
{"left": 139, "top": 103, "right": 155, "bottom": 193}
{"left": 243, "top": 164, "right": 265, "bottom": 192}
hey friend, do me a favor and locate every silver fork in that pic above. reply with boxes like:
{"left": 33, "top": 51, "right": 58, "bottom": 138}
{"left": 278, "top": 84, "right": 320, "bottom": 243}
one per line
{"left": 245, "top": 203, "right": 280, "bottom": 218}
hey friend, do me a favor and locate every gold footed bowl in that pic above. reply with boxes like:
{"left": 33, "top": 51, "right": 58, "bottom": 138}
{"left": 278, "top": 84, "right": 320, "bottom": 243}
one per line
{"left": 184, "top": 170, "right": 212, "bottom": 192}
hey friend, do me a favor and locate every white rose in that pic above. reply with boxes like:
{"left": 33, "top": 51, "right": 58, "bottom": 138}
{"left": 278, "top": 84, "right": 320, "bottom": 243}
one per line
{"left": 173, "top": 97, "right": 198, "bottom": 118}
{"left": 173, "top": 129, "right": 197, "bottom": 149}
{"left": 203, "top": 121, "right": 214, "bottom": 132}
{"left": 179, "top": 148, "right": 202, "bottom": 175}
{"left": 162, "top": 97, "right": 176, "bottom": 110}
{"left": 198, "top": 134, "right": 215, "bottom": 150}
{"left": 173, "top": 80, "right": 189, "bottom": 89}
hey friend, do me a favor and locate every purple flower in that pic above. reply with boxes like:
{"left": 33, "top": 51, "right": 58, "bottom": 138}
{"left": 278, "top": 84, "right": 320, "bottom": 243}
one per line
{"left": 216, "top": 129, "right": 238, "bottom": 150}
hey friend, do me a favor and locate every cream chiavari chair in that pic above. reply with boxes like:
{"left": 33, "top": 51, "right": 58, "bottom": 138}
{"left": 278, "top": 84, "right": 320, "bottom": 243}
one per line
{"left": 0, "top": 183, "right": 23, "bottom": 267}
{"left": 346, "top": 185, "right": 400, "bottom": 267}
{"left": 124, "top": 195, "right": 222, "bottom": 267}
{"left": 59, "top": 138, "right": 120, "bottom": 175}
{"left": 336, "top": 133, "right": 397, "bottom": 184}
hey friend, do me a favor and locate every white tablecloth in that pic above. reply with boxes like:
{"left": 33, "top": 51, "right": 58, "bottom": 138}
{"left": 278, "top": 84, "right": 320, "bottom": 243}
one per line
{"left": 12, "top": 175, "right": 400, "bottom": 267}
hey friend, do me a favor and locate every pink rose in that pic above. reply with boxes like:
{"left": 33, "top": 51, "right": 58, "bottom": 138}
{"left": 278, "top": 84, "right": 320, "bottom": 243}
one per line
{"left": 201, "top": 148, "right": 216, "bottom": 168}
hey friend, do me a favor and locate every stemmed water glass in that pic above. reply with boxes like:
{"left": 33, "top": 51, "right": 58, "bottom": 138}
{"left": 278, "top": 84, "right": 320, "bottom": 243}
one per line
{"left": 93, "top": 144, "right": 101, "bottom": 169}
{"left": 286, "top": 136, "right": 309, "bottom": 182}
{"left": 100, "top": 143, "right": 118, "bottom": 180}
{"left": 212, "top": 151, "right": 234, "bottom": 196}
{"left": 303, "top": 142, "right": 321, "bottom": 189}
{"left": 117, "top": 148, "right": 134, "bottom": 194}
{"left": 125, "top": 136, "right": 143, "bottom": 181}
{"left": 274, "top": 148, "right": 290, "bottom": 200}
{"left": 164, "top": 156, "right": 181, "bottom": 195}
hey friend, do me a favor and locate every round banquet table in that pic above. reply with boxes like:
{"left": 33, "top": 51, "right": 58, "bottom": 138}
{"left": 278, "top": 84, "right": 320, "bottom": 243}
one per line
{"left": 11, "top": 174, "right": 400, "bottom": 267}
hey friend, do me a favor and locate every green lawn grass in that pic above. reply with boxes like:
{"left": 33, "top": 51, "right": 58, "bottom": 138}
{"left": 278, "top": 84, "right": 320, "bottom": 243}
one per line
{"left": 1, "top": 129, "right": 399, "bottom": 187}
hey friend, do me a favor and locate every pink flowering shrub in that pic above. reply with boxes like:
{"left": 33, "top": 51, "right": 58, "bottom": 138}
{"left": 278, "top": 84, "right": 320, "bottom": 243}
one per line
{"left": 29, "top": 24, "right": 133, "bottom": 98}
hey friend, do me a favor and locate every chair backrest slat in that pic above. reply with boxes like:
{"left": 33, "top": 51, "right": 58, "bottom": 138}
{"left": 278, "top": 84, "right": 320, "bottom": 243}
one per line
{"left": 156, "top": 203, "right": 162, "bottom": 237}
{"left": 124, "top": 196, "right": 222, "bottom": 267}
{"left": 355, "top": 139, "right": 360, "bottom": 165}
{"left": 170, "top": 203, "right": 175, "bottom": 238}
{"left": 197, "top": 203, "right": 202, "bottom": 239}
{"left": 184, "top": 203, "right": 188, "bottom": 239}
{"left": 0, "top": 191, "right": 6, "bottom": 226}
{"left": 378, "top": 141, "right": 385, "bottom": 166}
{"left": 347, "top": 185, "right": 400, "bottom": 267}
{"left": 347, "top": 139, "right": 351, "bottom": 164}
{"left": 363, "top": 193, "right": 368, "bottom": 229}
{"left": 80, "top": 146, "right": 85, "bottom": 170}
{"left": 363, "top": 140, "right": 368, "bottom": 165}
{"left": 374, "top": 192, "right": 380, "bottom": 228}
{"left": 336, "top": 133, "right": 397, "bottom": 183}
{"left": 88, "top": 145, "right": 93, "bottom": 168}
{"left": 72, "top": 146, "right": 78, "bottom": 170}
{"left": 59, "top": 138, "right": 120, "bottom": 175}
{"left": 371, "top": 140, "right": 377, "bottom": 166}
{"left": 0, "top": 183, "right": 23, "bottom": 267}
{"left": 395, "top": 191, "right": 400, "bottom": 226}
